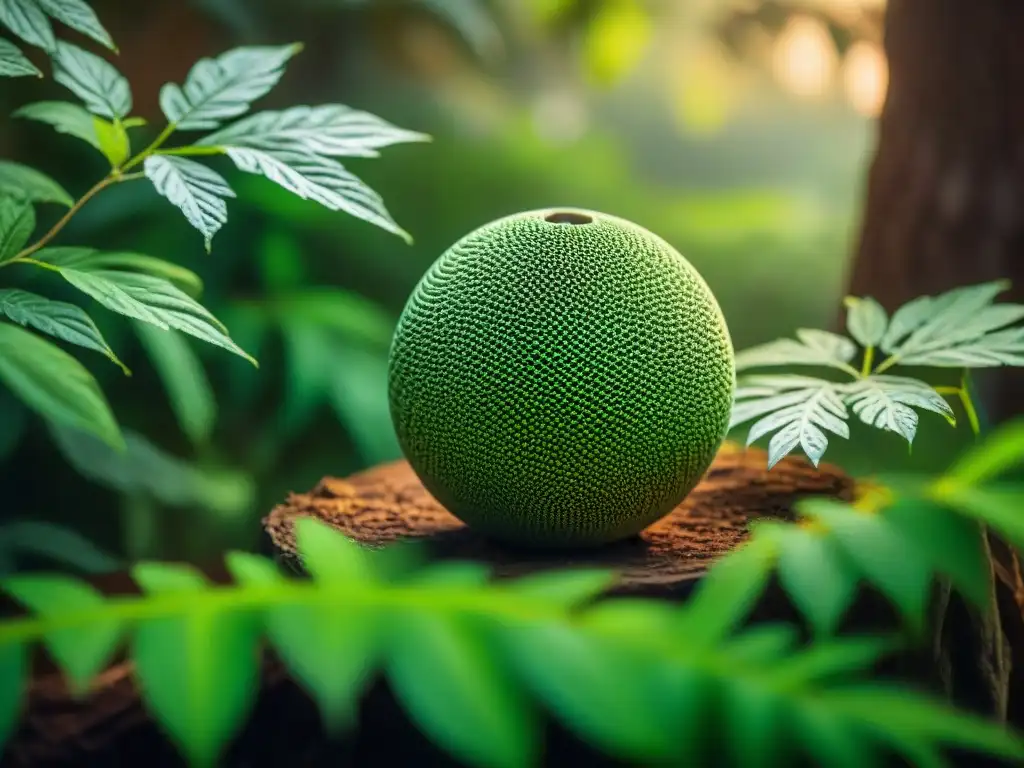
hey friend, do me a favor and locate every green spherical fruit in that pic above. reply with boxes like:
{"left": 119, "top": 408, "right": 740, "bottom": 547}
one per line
{"left": 387, "top": 208, "right": 735, "bottom": 547}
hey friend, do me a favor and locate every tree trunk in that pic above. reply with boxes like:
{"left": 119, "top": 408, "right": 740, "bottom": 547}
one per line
{"left": 846, "top": 0, "right": 1024, "bottom": 423}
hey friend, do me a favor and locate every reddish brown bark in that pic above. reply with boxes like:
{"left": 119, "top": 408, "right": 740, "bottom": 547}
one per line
{"left": 847, "top": 0, "right": 1024, "bottom": 423}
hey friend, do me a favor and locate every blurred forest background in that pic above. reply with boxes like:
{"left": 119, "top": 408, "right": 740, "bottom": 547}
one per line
{"left": 0, "top": 0, "right": 984, "bottom": 570}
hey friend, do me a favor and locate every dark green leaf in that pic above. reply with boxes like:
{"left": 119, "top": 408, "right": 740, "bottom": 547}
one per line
{"left": 771, "top": 523, "right": 858, "bottom": 635}
{"left": 884, "top": 499, "right": 989, "bottom": 608}
{"left": 407, "top": 561, "right": 492, "bottom": 586}
{"left": 0, "top": 37, "right": 40, "bottom": 77}
{"left": 2, "top": 574, "right": 122, "bottom": 693}
{"left": 0, "top": 323, "right": 122, "bottom": 449}
{"left": 0, "top": 197, "right": 34, "bottom": 261}
{"left": 387, "top": 612, "right": 536, "bottom": 768}
{"left": 36, "top": 0, "right": 115, "bottom": 50}
{"left": 37, "top": 247, "right": 204, "bottom": 297}
{"left": 328, "top": 344, "right": 400, "bottom": 464}
{"left": 767, "top": 637, "right": 895, "bottom": 688}
{"left": 0, "top": 0, "right": 55, "bottom": 51}
{"left": 0, "top": 160, "right": 73, "bottom": 206}
{"left": 134, "top": 322, "right": 215, "bottom": 446}
{"left": 722, "top": 680, "right": 785, "bottom": 768}
{"left": 0, "top": 641, "right": 25, "bottom": 749}
{"left": 792, "top": 705, "right": 877, "bottom": 768}
{"left": 723, "top": 624, "right": 800, "bottom": 663}
{"left": 944, "top": 418, "right": 1024, "bottom": 486}
{"left": 293, "top": 517, "right": 373, "bottom": 583}
{"left": 59, "top": 269, "right": 255, "bottom": 364}
{"left": 14, "top": 101, "right": 100, "bottom": 147}
{"left": 0, "top": 289, "right": 127, "bottom": 373}
{"left": 270, "top": 288, "right": 394, "bottom": 349}
{"left": 799, "top": 498, "right": 931, "bottom": 632}
{"left": 936, "top": 485, "right": 1024, "bottom": 552}
{"left": 500, "top": 621, "right": 675, "bottom": 761}
{"left": 52, "top": 41, "right": 131, "bottom": 119}
{"left": 0, "top": 520, "right": 120, "bottom": 574}
{"left": 132, "top": 563, "right": 261, "bottom": 768}
{"left": 0, "top": 387, "right": 26, "bottom": 462}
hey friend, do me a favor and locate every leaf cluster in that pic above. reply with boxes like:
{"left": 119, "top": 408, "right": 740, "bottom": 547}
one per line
{"left": 732, "top": 282, "right": 1024, "bottom": 467}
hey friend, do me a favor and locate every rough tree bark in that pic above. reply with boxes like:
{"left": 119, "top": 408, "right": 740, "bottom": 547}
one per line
{"left": 846, "top": 0, "right": 1024, "bottom": 726}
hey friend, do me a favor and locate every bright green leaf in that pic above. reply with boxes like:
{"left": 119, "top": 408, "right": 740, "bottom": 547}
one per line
{"left": 0, "top": 322, "right": 122, "bottom": 449}
{"left": 52, "top": 41, "right": 131, "bottom": 119}
{"left": 408, "top": 560, "right": 492, "bottom": 586}
{"left": 144, "top": 155, "right": 234, "bottom": 251}
{"left": 770, "top": 523, "right": 858, "bottom": 636}
{"left": 132, "top": 562, "right": 262, "bottom": 768}
{"left": 0, "top": 0, "right": 55, "bottom": 51}
{"left": 160, "top": 44, "right": 302, "bottom": 131}
{"left": 723, "top": 624, "right": 800, "bottom": 663}
{"left": 766, "top": 637, "right": 895, "bottom": 688}
{"left": 721, "top": 680, "right": 785, "bottom": 768}
{"left": 293, "top": 517, "right": 373, "bottom": 582}
{"left": 843, "top": 296, "right": 888, "bottom": 349}
{"left": 2, "top": 574, "right": 122, "bottom": 693}
{"left": 15, "top": 101, "right": 100, "bottom": 147}
{"left": 0, "top": 197, "right": 34, "bottom": 261}
{"left": 799, "top": 498, "right": 932, "bottom": 632}
{"left": 134, "top": 322, "right": 215, "bottom": 446}
{"left": 504, "top": 568, "right": 614, "bottom": 607}
{"left": 93, "top": 117, "right": 130, "bottom": 167}
{"left": 935, "top": 484, "right": 1024, "bottom": 553}
{"left": 387, "top": 612, "right": 537, "bottom": 768}
{"left": 0, "top": 160, "right": 72, "bottom": 206}
{"left": 943, "top": 418, "right": 1024, "bottom": 486}
{"left": 37, "top": 247, "right": 204, "bottom": 297}
{"left": 0, "top": 641, "right": 25, "bottom": 749}
{"left": 59, "top": 268, "right": 255, "bottom": 364}
{"left": 0, "top": 37, "right": 40, "bottom": 77}
{"left": 36, "top": 0, "right": 115, "bottom": 50}
{"left": 0, "top": 289, "right": 127, "bottom": 373}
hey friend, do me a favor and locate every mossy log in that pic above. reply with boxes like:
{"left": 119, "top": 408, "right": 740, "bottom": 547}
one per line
{"left": 1, "top": 445, "right": 1011, "bottom": 767}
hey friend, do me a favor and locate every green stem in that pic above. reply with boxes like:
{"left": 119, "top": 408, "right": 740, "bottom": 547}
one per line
{"left": 155, "top": 145, "right": 224, "bottom": 157}
{"left": 959, "top": 371, "right": 982, "bottom": 437}
{"left": 933, "top": 386, "right": 960, "bottom": 395}
{"left": 860, "top": 346, "right": 875, "bottom": 377}
{"left": 873, "top": 354, "right": 899, "bottom": 375}
{"left": 122, "top": 122, "right": 177, "bottom": 171}
{"left": 11, "top": 175, "right": 118, "bottom": 261}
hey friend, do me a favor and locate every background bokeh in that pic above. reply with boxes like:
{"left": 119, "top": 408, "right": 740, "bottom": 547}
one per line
{"left": 3, "top": 0, "right": 961, "bottom": 570}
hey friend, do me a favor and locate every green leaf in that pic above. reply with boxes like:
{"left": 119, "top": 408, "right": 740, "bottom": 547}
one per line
{"left": 766, "top": 637, "right": 895, "bottom": 688}
{"left": 0, "top": 322, "right": 122, "bottom": 449}
{"left": 0, "top": 197, "right": 34, "bottom": 261}
{"left": 504, "top": 568, "right": 614, "bottom": 607}
{"left": 2, "top": 574, "right": 122, "bottom": 693}
{"left": 679, "top": 533, "right": 777, "bottom": 644}
{"left": 0, "top": 641, "right": 25, "bottom": 749}
{"left": 799, "top": 498, "right": 931, "bottom": 632}
{"left": 387, "top": 612, "right": 536, "bottom": 768}
{"left": 844, "top": 296, "right": 888, "bottom": 348}
{"left": 721, "top": 679, "right": 785, "bottom": 768}
{"left": 407, "top": 560, "right": 492, "bottom": 587}
{"left": 144, "top": 155, "right": 234, "bottom": 251}
{"left": 58, "top": 268, "right": 255, "bottom": 364}
{"left": 37, "top": 247, "right": 204, "bottom": 297}
{"left": 221, "top": 147, "right": 412, "bottom": 242}
{"left": 792, "top": 705, "right": 878, "bottom": 768}
{"left": 943, "top": 418, "right": 1024, "bottom": 486}
{"left": 500, "top": 621, "right": 673, "bottom": 762}
{"left": 197, "top": 104, "right": 430, "bottom": 158}
{"left": 134, "top": 322, "right": 215, "bottom": 446}
{"left": 0, "top": 289, "right": 127, "bottom": 373}
{"left": 823, "top": 685, "right": 1024, "bottom": 762}
{"left": 50, "top": 425, "right": 254, "bottom": 516}
{"left": 293, "top": 517, "right": 373, "bottom": 582}
{"left": 132, "top": 563, "right": 261, "bottom": 768}
{"left": 14, "top": 101, "right": 100, "bottom": 147}
{"left": 226, "top": 551, "right": 378, "bottom": 734}
{"left": 735, "top": 329, "right": 857, "bottom": 372}
{"left": 0, "top": 160, "right": 72, "bottom": 206}
{"left": 93, "top": 117, "right": 130, "bottom": 167}
{"left": 36, "top": 0, "right": 115, "bottom": 50}
{"left": 52, "top": 41, "right": 132, "bottom": 119}
{"left": 732, "top": 378, "right": 848, "bottom": 468}
{"left": 160, "top": 44, "right": 301, "bottom": 131}
{"left": 770, "top": 523, "right": 858, "bottom": 636}
{"left": 0, "top": 37, "right": 40, "bottom": 77}
{"left": 883, "top": 499, "right": 989, "bottom": 608}
{"left": 844, "top": 375, "right": 955, "bottom": 445}
{"left": 328, "top": 344, "right": 400, "bottom": 464}
{"left": 269, "top": 288, "right": 395, "bottom": 349}
{"left": 935, "top": 484, "right": 1024, "bottom": 552}
{"left": 0, "top": 0, "right": 55, "bottom": 51}
{"left": 0, "top": 520, "right": 120, "bottom": 574}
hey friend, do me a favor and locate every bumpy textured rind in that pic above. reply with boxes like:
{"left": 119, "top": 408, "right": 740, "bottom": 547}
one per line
{"left": 387, "top": 208, "right": 735, "bottom": 547}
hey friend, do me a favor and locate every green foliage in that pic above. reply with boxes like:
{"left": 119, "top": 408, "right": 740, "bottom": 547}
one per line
{"left": 0, "top": 0, "right": 427, "bottom": 453}
{"left": 732, "top": 281, "right": 1024, "bottom": 467}
{"left": 2, "top": 509, "right": 1022, "bottom": 768}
